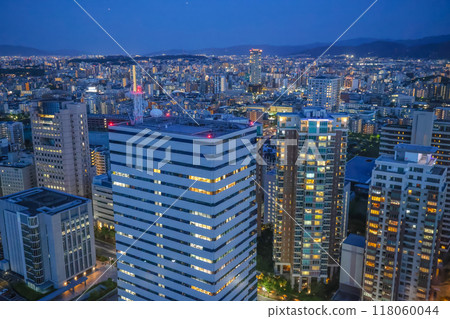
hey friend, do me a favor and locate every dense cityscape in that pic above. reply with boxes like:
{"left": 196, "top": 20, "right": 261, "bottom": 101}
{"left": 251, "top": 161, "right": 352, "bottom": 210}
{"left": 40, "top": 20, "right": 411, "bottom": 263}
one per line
{"left": 0, "top": 48, "right": 449, "bottom": 303}
{"left": 1, "top": 2, "right": 450, "bottom": 312}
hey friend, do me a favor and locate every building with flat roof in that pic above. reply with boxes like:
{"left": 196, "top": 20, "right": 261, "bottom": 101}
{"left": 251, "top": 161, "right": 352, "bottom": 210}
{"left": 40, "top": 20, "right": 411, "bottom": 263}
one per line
{"left": 0, "top": 188, "right": 96, "bottom": 292}
{"left": 31, "top": 100, "right": 92, "bottom": 197}
{"left": 0, "top": 160, "right": 36, "bottom": 197}
{"left": 110, "top": 116, "right": 258, "bottom": 300}
{"left": 333, "top": 234, "right": 365, "bottom": 301}
{"left": 379, "top": 112, "right": 450, "bottom": 252}
{"left": 363, "top": 144, "right": 446, "bottom": 301}
{"left": 274, "top": 108, "right": 348, "bottom": 289}
{"left": 307, "top": 75, "right": 342, "bottom": 111}
{"left": 345, "top": 156, "right": 376, "bottom": 194}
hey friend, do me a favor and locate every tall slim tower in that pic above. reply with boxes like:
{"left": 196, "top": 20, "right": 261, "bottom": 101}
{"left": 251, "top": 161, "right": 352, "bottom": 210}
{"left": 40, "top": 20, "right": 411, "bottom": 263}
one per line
{"left": 249, "top": 49, "right": 262, "bottom": 85}
{"left": 274, "top": 108, "right": 348, "bottom": 290}
{"left": 31, "top": 100, "right": 92, "bottom": 198}
{"left": 363, "top": 145, "right": 446, "bottom": 301}
{"left": 110, "top": 117, "right": 258, "bottom": 300}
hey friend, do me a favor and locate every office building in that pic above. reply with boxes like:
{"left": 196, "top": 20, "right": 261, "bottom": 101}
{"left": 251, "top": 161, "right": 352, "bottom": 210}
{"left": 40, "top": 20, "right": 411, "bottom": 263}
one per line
{"left": 0, "top": 121, "right": 25, "bottom": 151}
{"left": 274, "top": 107, "right": 348, "bottom": 289}
{"left": 307, "top": 75, "right": 342, "bottom": 111}
{"left": 249, "top": 49, "right": 262, "bottom": 85}
{"left": 0, "top": 158, "right": 36, "bottom": 196}
{"left": 0, "top": 188, "right": 96, "bottom": 292}
{"left": 110, "top": 117, "right": 257, "bottom": 301}
{"left": 363, "top": 144, "right": 446, "bottom": 301}
{"left": 92, "top": 173, "right": 114, "bottom": 229}
{"left": 31, "top": 100, "right": 92, "bottom": 197}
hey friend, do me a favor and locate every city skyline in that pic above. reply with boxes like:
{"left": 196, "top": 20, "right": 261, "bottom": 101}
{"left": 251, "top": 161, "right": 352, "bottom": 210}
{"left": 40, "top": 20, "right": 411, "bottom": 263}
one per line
{"left": 1, "top": 0, "right": 450, "bottom": 308}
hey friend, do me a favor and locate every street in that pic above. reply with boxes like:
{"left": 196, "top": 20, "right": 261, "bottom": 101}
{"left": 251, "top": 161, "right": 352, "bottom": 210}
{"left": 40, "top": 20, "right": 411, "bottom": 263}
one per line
{"left": 53, "top": 261, "right": 117, "bottom": 301}
{"left": 95, "top": 239, "right": 117, "bottom": 259}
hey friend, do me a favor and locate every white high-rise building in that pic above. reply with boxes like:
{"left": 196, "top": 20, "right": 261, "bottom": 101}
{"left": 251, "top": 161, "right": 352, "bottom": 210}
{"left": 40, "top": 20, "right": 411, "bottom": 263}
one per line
{"left": 31, "top": 100, "right": 92, "bottom": 197}
{"left": 109, "top": 117, "right": 258, "bottom": 301}
{"left": 363, "top": 144, "right": 446, "bottom": 301}
{"left": 307, "top": 75, "right": 342, "bottom": 111}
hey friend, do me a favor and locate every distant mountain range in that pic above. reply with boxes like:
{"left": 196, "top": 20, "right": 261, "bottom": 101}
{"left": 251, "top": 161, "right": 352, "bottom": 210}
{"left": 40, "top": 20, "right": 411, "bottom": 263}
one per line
{"left": 146, "top": 35, "right": 450, "bottom": 59}
{"left": 2, "top": 35, "right": 450, "bottom": 59}
{"left": 0, "top": 45, "right": 86, "bottom": 57}
{"left": 295, "top": 35, "right": 450, "bottom": 59}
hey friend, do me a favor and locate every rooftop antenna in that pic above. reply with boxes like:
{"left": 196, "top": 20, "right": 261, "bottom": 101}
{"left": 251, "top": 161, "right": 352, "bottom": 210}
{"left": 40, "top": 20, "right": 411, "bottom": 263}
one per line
{"left": 130, "top": 65, "right": 144, "bottom": 125}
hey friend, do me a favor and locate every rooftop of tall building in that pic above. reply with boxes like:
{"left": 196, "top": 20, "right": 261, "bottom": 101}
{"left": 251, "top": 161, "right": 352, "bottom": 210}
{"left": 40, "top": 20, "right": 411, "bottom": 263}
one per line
{"left": 310, "top": 75, "right": 340, "bottom": 80}
{"left": 93, "top": 173, "right": 112, "bottom": 188}
{"left": 394, "top": 143, "right": 437, "bottom": 154}
{"left": 0, "top": 187, "right": 88, "bottom": 216}
{"left": 345, "top": 156, "right": 376, "bottom": 185}
{"left": 114, "top": 116, "right": 256, "bottom": 138}
{"left": 343, "top": 234, "right": 365, "bottom": 248}
{"left": 279, "top": 107, "right": 348, "bottom": 120}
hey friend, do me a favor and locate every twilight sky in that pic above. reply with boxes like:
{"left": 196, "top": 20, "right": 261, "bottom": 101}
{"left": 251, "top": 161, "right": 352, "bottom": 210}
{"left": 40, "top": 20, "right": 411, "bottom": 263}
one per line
{"left": 1, "top": 0, "right": 449, "bottom": 54}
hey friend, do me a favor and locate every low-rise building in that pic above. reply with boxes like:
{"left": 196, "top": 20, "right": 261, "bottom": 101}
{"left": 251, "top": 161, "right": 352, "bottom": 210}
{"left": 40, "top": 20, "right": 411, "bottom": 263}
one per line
{"left": 0, "top": 158, "right": 36, "bottom": 196}
{"left": 0, "top": 188, "right": 96, "bottom": 292}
